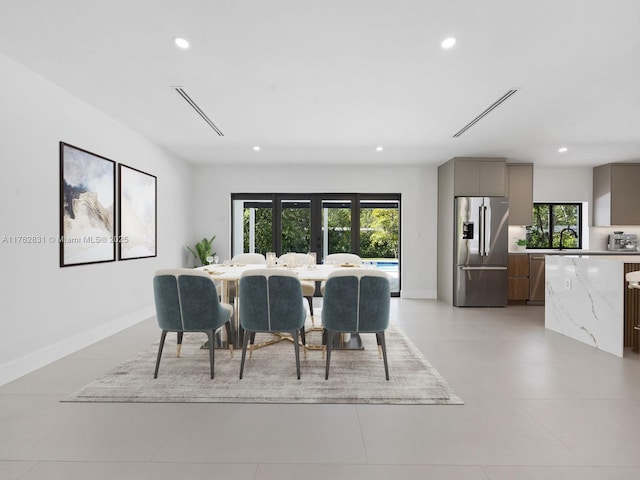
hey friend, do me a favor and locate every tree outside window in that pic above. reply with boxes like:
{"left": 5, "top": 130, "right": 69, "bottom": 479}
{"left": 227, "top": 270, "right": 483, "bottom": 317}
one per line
{"left": 360, "top": 207, "right": 399, "bottom": 258}
{"left": 527, "top": 203, "right": 581, "bottom": 249}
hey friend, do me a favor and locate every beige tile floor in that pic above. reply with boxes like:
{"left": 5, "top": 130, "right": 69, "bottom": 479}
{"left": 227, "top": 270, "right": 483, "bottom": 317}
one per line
{"left": 2, "top": 299, "right": 640, "bottom": 479}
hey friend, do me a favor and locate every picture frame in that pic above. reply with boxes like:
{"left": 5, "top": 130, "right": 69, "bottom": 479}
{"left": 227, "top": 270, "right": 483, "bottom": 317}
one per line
{"left": 118, "top": 164, "right": 157, "bottom": 260}
{"left": 59, "top": 142, "right": 116, "bottom": 267}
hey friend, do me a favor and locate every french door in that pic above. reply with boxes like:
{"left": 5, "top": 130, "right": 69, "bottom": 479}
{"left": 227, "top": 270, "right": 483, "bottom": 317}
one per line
{"left": 231, "top": 193, "right": 400, "bottom": 294}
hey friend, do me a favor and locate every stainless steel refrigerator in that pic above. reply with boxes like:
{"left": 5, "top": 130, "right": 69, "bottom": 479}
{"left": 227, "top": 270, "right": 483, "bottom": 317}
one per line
{"left": 453, "top": 197, "right": 509, "bottom": 307}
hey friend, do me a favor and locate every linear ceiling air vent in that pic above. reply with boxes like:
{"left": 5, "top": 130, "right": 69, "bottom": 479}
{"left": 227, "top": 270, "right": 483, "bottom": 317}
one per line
{"left": 173, "top": 87, "right": 224, "bottom": 136}
{"left": 452, "top": 89, "right": 518, "bottom": 138}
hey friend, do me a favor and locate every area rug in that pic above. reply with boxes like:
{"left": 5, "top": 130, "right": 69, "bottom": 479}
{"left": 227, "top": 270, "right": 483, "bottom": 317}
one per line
{"left": 65, "top": 325, "right": 463, "bottom": 405}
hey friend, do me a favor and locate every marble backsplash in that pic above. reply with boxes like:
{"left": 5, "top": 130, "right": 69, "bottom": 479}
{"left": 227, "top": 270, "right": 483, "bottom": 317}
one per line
{"left": 589, "top": 226, "right": 640, "bottom": 251}
{"left": 508, "top": 225, "right": 528, "bottom": 251}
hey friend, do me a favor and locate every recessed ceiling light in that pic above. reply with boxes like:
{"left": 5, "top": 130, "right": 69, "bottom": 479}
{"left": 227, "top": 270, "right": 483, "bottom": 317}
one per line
{"left": 558, "top": 147, "right": 568, "bottom": 153}
{"left": 441, "top": 37, "right": 456, "bottom": 49}
{"left": 253, "top": 146, "right": 261, "bottom": 151}
{"left": 376, "top": 146, "right": 384, "bottom": 152}
{"left": 174, "top": 37, "right": 190, "bottom": 49}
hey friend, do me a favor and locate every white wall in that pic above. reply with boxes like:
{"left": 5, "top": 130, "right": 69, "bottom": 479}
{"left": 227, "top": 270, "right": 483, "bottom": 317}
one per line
{"left": 192, "top": 164, "right": 438, "bottom": 299}
{"left": 0, "top": 55, "right": 194, "bottom": 385}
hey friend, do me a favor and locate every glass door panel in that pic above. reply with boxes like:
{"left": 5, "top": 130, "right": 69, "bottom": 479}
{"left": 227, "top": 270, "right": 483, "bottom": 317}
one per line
{"left": 232, "top": 193, "right": 400, "bottom": 295}
{"left": 321, "top": 200, "right": 352, "bottom": 261}
{"left": 280, "top": 200, "right": 311, "bottom": 254}
{"left": 232, "top": 199, "right": 273, "bottom": 257}
{"left": 360, "top": 200, "right": 400, "bottom": 294}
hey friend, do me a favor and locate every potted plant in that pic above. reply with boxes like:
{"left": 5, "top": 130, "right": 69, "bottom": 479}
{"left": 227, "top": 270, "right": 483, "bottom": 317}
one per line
{"left": 186, "top": 235, "right": 216, "bottom": 267}
{"left": 515, "top": 238, "right": 527, "bottom": 251}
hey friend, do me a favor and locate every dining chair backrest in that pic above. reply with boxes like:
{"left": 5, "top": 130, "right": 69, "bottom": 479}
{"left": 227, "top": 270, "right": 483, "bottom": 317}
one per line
{"left": 231, "top": 253, "right": 267, "bottom": 264}
{"left": 324, "top": 253, "right": 362, "bottom": 265}
{"left": 239, "top": 268, "right": 306, "bottom": 332}
{"left": 321, "top": 268, "right": 390, "bottom": 333}
{"left": 153, "top": 270, "right": 182, "bottom": 332}
{"left": 322, "top": 268, "right": 391, "bottom": 381}
{"left": 153, "top": 268, "right": 234, "bottom": 379}
{"left": 278, "top": 252, "right": 313, "bottom": 266}
{"left": 154, "top": 268, "right": 229, "bottom": 331}
{"left": 238, "top": 268, "right": 307, "bottom": 380}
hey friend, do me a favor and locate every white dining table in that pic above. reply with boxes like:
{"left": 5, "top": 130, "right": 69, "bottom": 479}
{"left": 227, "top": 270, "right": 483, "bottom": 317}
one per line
{"left": 196, "top": 263, "right": 380, "bottom": 349}
{"left": 199, "top": 263, "right": 338, "bottom": 296}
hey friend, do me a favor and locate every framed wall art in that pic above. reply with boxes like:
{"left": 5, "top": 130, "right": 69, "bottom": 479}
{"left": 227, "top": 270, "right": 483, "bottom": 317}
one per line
{"left": 59, "top": 142, "right": 116, "bottom": 267}
{"left": 118, "top": 164, "right": 157, "bottom": 260}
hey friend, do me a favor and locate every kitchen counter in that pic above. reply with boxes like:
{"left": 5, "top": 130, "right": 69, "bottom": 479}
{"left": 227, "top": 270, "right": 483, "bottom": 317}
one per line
{"left": 545, "top": 255, "right": 640, "bottom": 356}
{"left": 509, "top": 249, "right": 640, "bottom": 255}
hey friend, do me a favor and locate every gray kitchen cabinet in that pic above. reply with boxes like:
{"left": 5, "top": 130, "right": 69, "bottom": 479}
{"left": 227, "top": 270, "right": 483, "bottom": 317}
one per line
{"left": 593, "top": 163, "right": 640, "bottom": 226}
{"left": 452, "top": 157, "right": 507, "bottom": 196}
{"left": 507, "top": 163, "right": 533, "bottom": 225}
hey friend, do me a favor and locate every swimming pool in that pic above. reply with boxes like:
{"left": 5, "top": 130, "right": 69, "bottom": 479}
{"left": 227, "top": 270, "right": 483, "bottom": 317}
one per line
{"left": 371, "top": 260, "right": 399, "bottom": 292}
{"left": 371, "top": 260, "right": 398, "bottom": 272}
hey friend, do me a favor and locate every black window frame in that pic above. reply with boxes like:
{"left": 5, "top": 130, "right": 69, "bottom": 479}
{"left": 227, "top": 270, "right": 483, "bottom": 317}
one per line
{"left": 231, "top": 193, "right": 401, "bottom": 296}
{"left": 526, "top": 202, "right": 583, "bottom": 250}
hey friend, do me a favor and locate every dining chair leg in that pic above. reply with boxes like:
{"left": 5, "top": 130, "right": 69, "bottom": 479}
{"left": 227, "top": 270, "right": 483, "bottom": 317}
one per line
{"left": 292, "top": 330, "right": 301, "bottom": 379}
{"left": 206, "top": 330, "right": 215, "bottom": 379}
{"left": 321, "top": 328, "right": 327, "bottom": 359}
{"left": 377, "top": 331, "right": 389, "bottom": 381}
{"left": 238, "top": 326, "right": 245, "bottom": 347}
{"left": 249, "top": 332, "right": 256, "bottom": 359}
{"left": 376, "top": 333, "right": 383, "bottom": 359}
{"left": 154, "top": 330, "right": 168, "bottom": 378}
{"left": 225, "top": 321, "right": 234, "bottom": 358}
{"left": 325, "top": 330, "right": 335, "bottom": 380}
{"left": 306, "top": 296, "right": 314, "bottom": 327}
{"left": 176, "top": 331, "right": 183, "bottom": 357}
{"left": 300, "top": 327, "right": 307, "bottom": 359}
{"left": 239, "top": 330, "right": 251, "bottom": 379}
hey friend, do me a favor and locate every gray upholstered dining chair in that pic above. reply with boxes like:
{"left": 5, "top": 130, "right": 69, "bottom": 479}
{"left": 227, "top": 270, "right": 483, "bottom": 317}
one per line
{"left": 321, "top": 268, "right": 391, "bottom": 380}
{"left": 278, "top": 252, "right": 317, "bottom": 326}
{"left": 320, "top": 253, "right": 363, "bottom": 295}
{"left": 238, "top": 268, "right": 307, "bottom": 379}
{"left": 323, "top": 253, "right": 362, "bottom": 266}
{"left": 153, "top": 268, "right": 234, "bottom": 379}
{"left": 222, "top": 253, "right": 268, "bottom": 300}
{"left": 231, "top": 253, "right": 267, "bottom": 265}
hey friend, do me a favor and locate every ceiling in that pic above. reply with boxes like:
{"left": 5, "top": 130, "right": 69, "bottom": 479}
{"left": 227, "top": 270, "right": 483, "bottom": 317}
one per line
{"left": 1, "top": 0, "right": 640, "bottom": 167}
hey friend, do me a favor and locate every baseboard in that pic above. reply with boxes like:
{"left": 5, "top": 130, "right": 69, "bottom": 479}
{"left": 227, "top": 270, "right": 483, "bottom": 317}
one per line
{"left": 400, "top": 289, "right": 437, "bottom": 299}
{"left": 0, "top": 305, "right": 155, "bottom": 387}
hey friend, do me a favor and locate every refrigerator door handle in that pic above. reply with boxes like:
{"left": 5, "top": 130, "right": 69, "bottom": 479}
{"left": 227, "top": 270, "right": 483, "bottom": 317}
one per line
{"left": 478, "top": 205, "right": 485, "bottom": 256}
{"left": 460, "top": 266, "right": 508, "bottom": 271}
{"left": 482, "top": 205, "right": 489, "bottom": 256}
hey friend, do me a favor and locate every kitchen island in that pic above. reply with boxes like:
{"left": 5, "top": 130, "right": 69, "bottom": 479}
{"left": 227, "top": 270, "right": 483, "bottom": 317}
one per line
{"left": 545, "top": 255, "right": 640, "bottom": 357}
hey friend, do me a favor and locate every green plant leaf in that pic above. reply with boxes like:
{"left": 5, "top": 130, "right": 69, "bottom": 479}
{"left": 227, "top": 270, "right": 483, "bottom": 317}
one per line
{"left": 186, "top": 235, "right": 216, "bottom": 266}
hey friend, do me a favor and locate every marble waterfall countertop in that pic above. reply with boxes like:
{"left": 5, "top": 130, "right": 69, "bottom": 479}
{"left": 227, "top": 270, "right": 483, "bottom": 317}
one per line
{"left": 545, "top": 254, "right": 640, "bottom": 357}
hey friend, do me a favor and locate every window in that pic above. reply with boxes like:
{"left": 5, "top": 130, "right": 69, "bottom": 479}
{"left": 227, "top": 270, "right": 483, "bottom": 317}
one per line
{"left": 526, "top": 203, "right": 582, "bottom": 249}
{"left": 231, "top": 193, "right": 401, "bottom": 295}
{"left": 239, "top": 200, "right": 273, "bottom": 255}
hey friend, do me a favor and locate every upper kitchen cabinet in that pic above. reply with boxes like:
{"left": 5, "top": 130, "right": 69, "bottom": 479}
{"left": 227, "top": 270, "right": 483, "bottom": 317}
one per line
{"left": 507, "top": 163, "right": 533, "bottom": 225}
{"left": 593, "top": 163, "right": 640, "bottom": 226}
{"left": 450, "top": 157, "right": 507, "bottom": 196}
